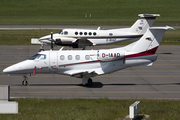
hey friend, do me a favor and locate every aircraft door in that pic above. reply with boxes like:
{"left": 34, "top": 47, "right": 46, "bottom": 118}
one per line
{"left": 49, "top": 51, "right": 58, "bottom": 72}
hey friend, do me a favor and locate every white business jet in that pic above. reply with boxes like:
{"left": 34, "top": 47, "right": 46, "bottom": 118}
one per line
{"left": 32, "top": 14, "right": 160, "bottom": 51}
{"left": 3, "top": 26, "right": 173, "bottom": 86}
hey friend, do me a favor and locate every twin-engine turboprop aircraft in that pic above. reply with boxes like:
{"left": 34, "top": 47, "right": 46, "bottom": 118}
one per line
{"left": 32, "top": 14, "right": 160, "bottom": 51}
{"left": 3, "top": 26, "right": 173, "bottom": 86}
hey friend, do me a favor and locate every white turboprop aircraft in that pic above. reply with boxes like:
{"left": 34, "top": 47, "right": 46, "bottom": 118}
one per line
{"left": 3, "top": 26, "right": 173, "bottom": 86}
{"left": 32, "top": 14, "right": 160, "bottom": 51}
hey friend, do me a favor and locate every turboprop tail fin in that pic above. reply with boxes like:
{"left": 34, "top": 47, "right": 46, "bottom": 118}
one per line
{"left": 130, "top": 26, "right": 174, "bottom": 54}
{"left": 129, "top": 14, "right": 160, "bottom": 34}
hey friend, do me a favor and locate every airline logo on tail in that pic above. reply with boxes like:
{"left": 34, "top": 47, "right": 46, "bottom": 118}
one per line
{"left": 145, "top": 38, "right": 150, "bottom": 41}
{"left": 140, "top": 20, "right": 144, "bottom": 25}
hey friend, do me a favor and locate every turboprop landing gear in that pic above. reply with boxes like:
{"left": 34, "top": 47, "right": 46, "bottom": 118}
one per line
{"left": 22, "top": 76, "right": 29, "bottom": 86}
{"left": 82, "top": 77, "right": 93, "bottom": 87}
{"left": 39, "top": 44, "right": 44, "bottom": 52}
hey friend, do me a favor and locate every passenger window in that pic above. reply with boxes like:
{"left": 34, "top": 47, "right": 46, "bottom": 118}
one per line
{"left": 64, "top": 31, "right": 68, "bottom": 35}
{"left": 60, "top": 55, "right": 65, "bottom": 60}
{"left": 93, "top": 32, "right": 97, "bottom": 36}
{"left": 75, "top": 32, "right": 78, "bottom": 35}
{"left": 89, "top": 32, "right": 92, "bottom": 35}
{"left": 75, "top": 55, "right": 80, "bottom": 60}
{"left": 84, "top": 32, "right": 87, "bottom": 35}
{"left": 109, "top": 33, "right": 113, "bottom": 36}
{"left": 68, "top": 55, "right": 72, "bottom": 60}
{"left": 80, "top": 32, "right": 83, "bottom": 35}
{"left": 85, "top": 55, "right": 90, "bottom": 60}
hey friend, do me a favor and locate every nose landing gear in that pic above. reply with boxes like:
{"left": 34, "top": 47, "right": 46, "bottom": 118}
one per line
{"left": 22, "top": 76, "right": 29, "bottom": 86}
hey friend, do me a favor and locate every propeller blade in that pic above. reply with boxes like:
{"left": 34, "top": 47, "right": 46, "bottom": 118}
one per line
{"left": 51, "top": 32, "right": 53, "bottom": 39}
{"left": 51, "top": 32, "right": 54, "bottom": 50}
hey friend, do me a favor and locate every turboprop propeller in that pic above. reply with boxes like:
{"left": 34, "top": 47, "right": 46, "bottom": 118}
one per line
{"left": 49, "top": 32, "right": 55, "bottom": 50}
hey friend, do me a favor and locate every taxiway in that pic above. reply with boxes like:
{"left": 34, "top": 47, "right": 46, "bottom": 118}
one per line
{"left": 0, "top": 45, "right": 180, "bottom": 99}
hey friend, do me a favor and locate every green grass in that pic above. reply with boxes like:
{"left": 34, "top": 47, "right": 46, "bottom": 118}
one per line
{"left": 0, "top": 0, "right": 180, "bottom": 25}
{"left": 0, "top": 29, "right": 179, "bottom": 45}
{"left": 0, "top": 98, "right": 180, "bottom": 120}
{"left": 0, "top": 30, "right": 60, "bottom": 45}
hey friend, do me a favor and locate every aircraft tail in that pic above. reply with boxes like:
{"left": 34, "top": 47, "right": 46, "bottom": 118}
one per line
{"left": 129, "top": 14, "right": 160, "bottom": 34}
{"left": 129, "top": 26, "right": 173, "bottom": 54}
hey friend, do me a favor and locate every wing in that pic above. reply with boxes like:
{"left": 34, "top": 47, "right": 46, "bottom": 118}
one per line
{"left": 63, "top": 69, "right": 104, "bottom": 78}
{"left": 72, "top": 39, "right": 93, "bottom": 48}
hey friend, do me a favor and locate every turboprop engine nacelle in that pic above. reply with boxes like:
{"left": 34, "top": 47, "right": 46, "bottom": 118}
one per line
{"left": 97, "top": 50, "right": 125, "bottom": 61}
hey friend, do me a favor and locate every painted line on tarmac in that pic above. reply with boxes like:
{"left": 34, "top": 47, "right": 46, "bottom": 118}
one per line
{"left": 10, "top": 91, "right": 180, "bottom": 94}
{"left": 10, "top": 83, "right": 180, "bottom": 90}
{"left": 10, "top": 97, "right": 26, "bottom": 99}
{"left": 11, "top": 86, "right": 82, "bottom": 89}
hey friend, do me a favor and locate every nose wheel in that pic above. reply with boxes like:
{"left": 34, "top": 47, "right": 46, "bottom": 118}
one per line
{"left": 22, "top": 76, "right": 29, "bottom": 86}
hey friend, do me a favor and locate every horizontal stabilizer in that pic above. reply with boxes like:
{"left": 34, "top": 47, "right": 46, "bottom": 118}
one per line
{"left": 138, "top": 14, "right": 160, "bottom": 18}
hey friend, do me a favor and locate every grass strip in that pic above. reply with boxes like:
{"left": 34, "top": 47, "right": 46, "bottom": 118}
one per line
{"left": 0, "top": 98, "right": 180, "bottom": 120}
{"left": 0, "top": 0, "right": 180, "bottom": 25}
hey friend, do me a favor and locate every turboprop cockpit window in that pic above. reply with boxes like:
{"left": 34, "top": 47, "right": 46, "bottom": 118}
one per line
{"left": 59, "top": 30, "right": 62, "bottom": 34}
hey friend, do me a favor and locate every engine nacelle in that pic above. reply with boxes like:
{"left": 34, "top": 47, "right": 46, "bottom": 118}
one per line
{"left": 97, "top": 50, "right": 124, "bottom": 61}
{"left": 55, "top": 37, "right": 76, "bottom": 44}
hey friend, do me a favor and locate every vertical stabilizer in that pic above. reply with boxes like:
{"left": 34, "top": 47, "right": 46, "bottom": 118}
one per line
{"left": 130, "top": 26, "right": 173, "bottom": 54}
{"left": 129, "top": 14, "right": 160, "bottom": 34}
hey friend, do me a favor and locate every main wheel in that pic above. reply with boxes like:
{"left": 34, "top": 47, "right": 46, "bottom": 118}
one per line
{"left": 86, "top": 78, "right": 93, "bottom": 86}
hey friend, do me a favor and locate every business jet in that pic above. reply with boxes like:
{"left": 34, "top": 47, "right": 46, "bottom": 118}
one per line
{"left": 3, "top": 26, "right": 173, "bottom": 86}
{"left": 32, "top": 14, "right": 160, "bottom": 51}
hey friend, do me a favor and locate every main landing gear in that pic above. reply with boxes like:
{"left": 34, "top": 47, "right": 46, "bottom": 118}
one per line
{"left": 82, "top": 77, "right": 93, "bottom": 87}
{"left": 22, "top": 76, "right": 29, "bottom": 86}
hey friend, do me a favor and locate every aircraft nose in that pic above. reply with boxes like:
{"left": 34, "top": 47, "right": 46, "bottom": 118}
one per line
{"left": 3, "top": 66, "right": 12, "bottom": 73}
{"left": 3, "top": 64, "right": 18, "bottom": 74}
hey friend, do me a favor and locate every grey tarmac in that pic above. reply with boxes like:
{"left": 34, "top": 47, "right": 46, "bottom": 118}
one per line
{"left": 0, "top": 45, "right": 180, "bottom": 99}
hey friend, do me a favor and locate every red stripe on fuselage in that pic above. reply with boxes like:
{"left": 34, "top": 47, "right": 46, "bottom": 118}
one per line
{"left": 58, "top": 47, "right": 158, "bottom": 67}
{"left": 125, "top": 46, "right": 158, "bottom": 58}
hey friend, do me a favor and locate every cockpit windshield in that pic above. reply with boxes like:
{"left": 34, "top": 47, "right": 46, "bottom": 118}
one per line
{"left": 28, "top": 54, "right": 46, "bottom": 60}
{"left": 59, "top": 30, "right": 63, "bottom": 34}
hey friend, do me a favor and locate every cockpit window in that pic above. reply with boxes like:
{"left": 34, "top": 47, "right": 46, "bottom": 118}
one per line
{"left": 38, "top": 54, "right": 46, "bottom": 60}
{"left": 59, "top": 30, "right": 62, "bottom": 34}
{"left": 28, "top": 54, "right": 46, "bottom": 60}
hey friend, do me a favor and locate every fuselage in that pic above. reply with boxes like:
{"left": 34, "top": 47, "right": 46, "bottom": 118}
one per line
{"left": 3, "top": 49, "right": 157, "bottom": 78}
{"left": 39, "top": 28, "right": 143, "bottom": 48}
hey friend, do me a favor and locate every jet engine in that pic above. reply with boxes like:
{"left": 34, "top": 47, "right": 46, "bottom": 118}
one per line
{"left": 97, "top": 50, "right": 124, "bottom": 61}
